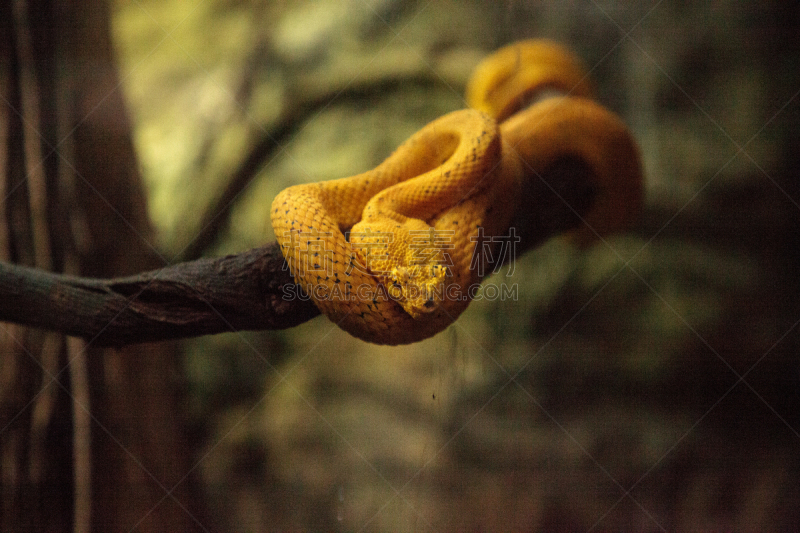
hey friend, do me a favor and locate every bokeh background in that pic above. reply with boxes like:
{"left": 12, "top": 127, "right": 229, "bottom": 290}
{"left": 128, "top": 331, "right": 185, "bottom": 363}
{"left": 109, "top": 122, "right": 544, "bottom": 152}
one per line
{"left": 112, "top": 0, "right": 800, "bottom": 530}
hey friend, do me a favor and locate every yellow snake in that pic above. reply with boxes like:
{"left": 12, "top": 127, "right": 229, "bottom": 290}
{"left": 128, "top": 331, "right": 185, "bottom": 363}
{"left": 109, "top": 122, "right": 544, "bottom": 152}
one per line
{"left": 271, "top": 40, "right": 643, "bottom": 345}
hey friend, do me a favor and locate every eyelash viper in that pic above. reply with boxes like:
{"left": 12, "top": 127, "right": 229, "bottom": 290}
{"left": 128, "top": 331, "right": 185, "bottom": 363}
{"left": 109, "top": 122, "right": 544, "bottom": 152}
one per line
{"left": 271, "top": 39, "right": 643, "bottom": 345}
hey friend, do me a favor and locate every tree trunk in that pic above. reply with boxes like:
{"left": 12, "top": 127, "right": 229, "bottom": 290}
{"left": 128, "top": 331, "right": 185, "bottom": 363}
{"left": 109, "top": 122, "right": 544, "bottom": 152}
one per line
{"left": 0, "top": 0, "right": 205, "bottom": 531}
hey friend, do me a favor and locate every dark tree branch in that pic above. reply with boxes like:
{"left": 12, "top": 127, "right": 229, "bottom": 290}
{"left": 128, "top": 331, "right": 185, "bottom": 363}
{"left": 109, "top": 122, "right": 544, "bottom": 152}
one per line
{"left": 0, "top": 156, "right": 597, "bottom": 346}
{"left": 0, "top": 244, "right": 318, "bottom": 347}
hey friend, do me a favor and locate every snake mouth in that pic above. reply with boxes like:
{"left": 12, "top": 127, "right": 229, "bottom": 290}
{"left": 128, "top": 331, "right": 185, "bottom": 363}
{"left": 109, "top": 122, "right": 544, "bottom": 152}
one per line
{"left": 405, "top": 291, "right": 441, "bottom": 316}
{"left": 386, "top": 265, "right": 447, "bottom": 318}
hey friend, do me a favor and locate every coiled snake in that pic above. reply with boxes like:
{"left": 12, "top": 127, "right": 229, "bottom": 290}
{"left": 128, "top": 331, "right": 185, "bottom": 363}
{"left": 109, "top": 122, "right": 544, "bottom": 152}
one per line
{"left": 271, "top": 40, "right": 642, "bottom": 345}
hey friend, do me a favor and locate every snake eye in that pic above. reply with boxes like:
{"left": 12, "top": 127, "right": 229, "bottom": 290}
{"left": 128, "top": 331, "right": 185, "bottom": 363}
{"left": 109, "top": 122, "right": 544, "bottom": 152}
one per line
{"left": 423, "top": 298, "right": 436, "bottom": 309}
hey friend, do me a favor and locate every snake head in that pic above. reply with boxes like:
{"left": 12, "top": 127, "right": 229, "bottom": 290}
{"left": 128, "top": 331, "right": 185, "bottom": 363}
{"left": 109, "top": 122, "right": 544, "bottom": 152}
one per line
{"left": 389, "top": 264, "right": 448, "bottom": 319}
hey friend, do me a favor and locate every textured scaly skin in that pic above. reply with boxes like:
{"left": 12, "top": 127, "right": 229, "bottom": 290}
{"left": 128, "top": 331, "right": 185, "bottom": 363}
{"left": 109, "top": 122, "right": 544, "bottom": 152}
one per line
{"left": 271, "top": 110, "right": 521, "bottom": 345}
{"left": 271, "top": 39, "right": 642, "bottom": 345}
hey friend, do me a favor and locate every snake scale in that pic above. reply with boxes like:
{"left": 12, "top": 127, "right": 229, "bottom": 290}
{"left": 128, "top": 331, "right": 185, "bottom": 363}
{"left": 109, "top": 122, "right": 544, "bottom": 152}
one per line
{"left": 271, "top": 40, "right": 643, "bottom": 345}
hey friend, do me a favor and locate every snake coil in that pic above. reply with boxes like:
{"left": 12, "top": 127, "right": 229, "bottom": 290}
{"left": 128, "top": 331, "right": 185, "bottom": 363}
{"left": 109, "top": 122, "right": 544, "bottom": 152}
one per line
{"left": 271, "top": 40, "right": 642, "bottom": 345}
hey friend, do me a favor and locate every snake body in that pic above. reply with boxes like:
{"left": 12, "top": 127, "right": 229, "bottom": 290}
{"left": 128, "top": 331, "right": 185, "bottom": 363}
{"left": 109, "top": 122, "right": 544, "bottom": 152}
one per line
{"left": 271, "top": 40, "right": 642, "bottom": 345}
